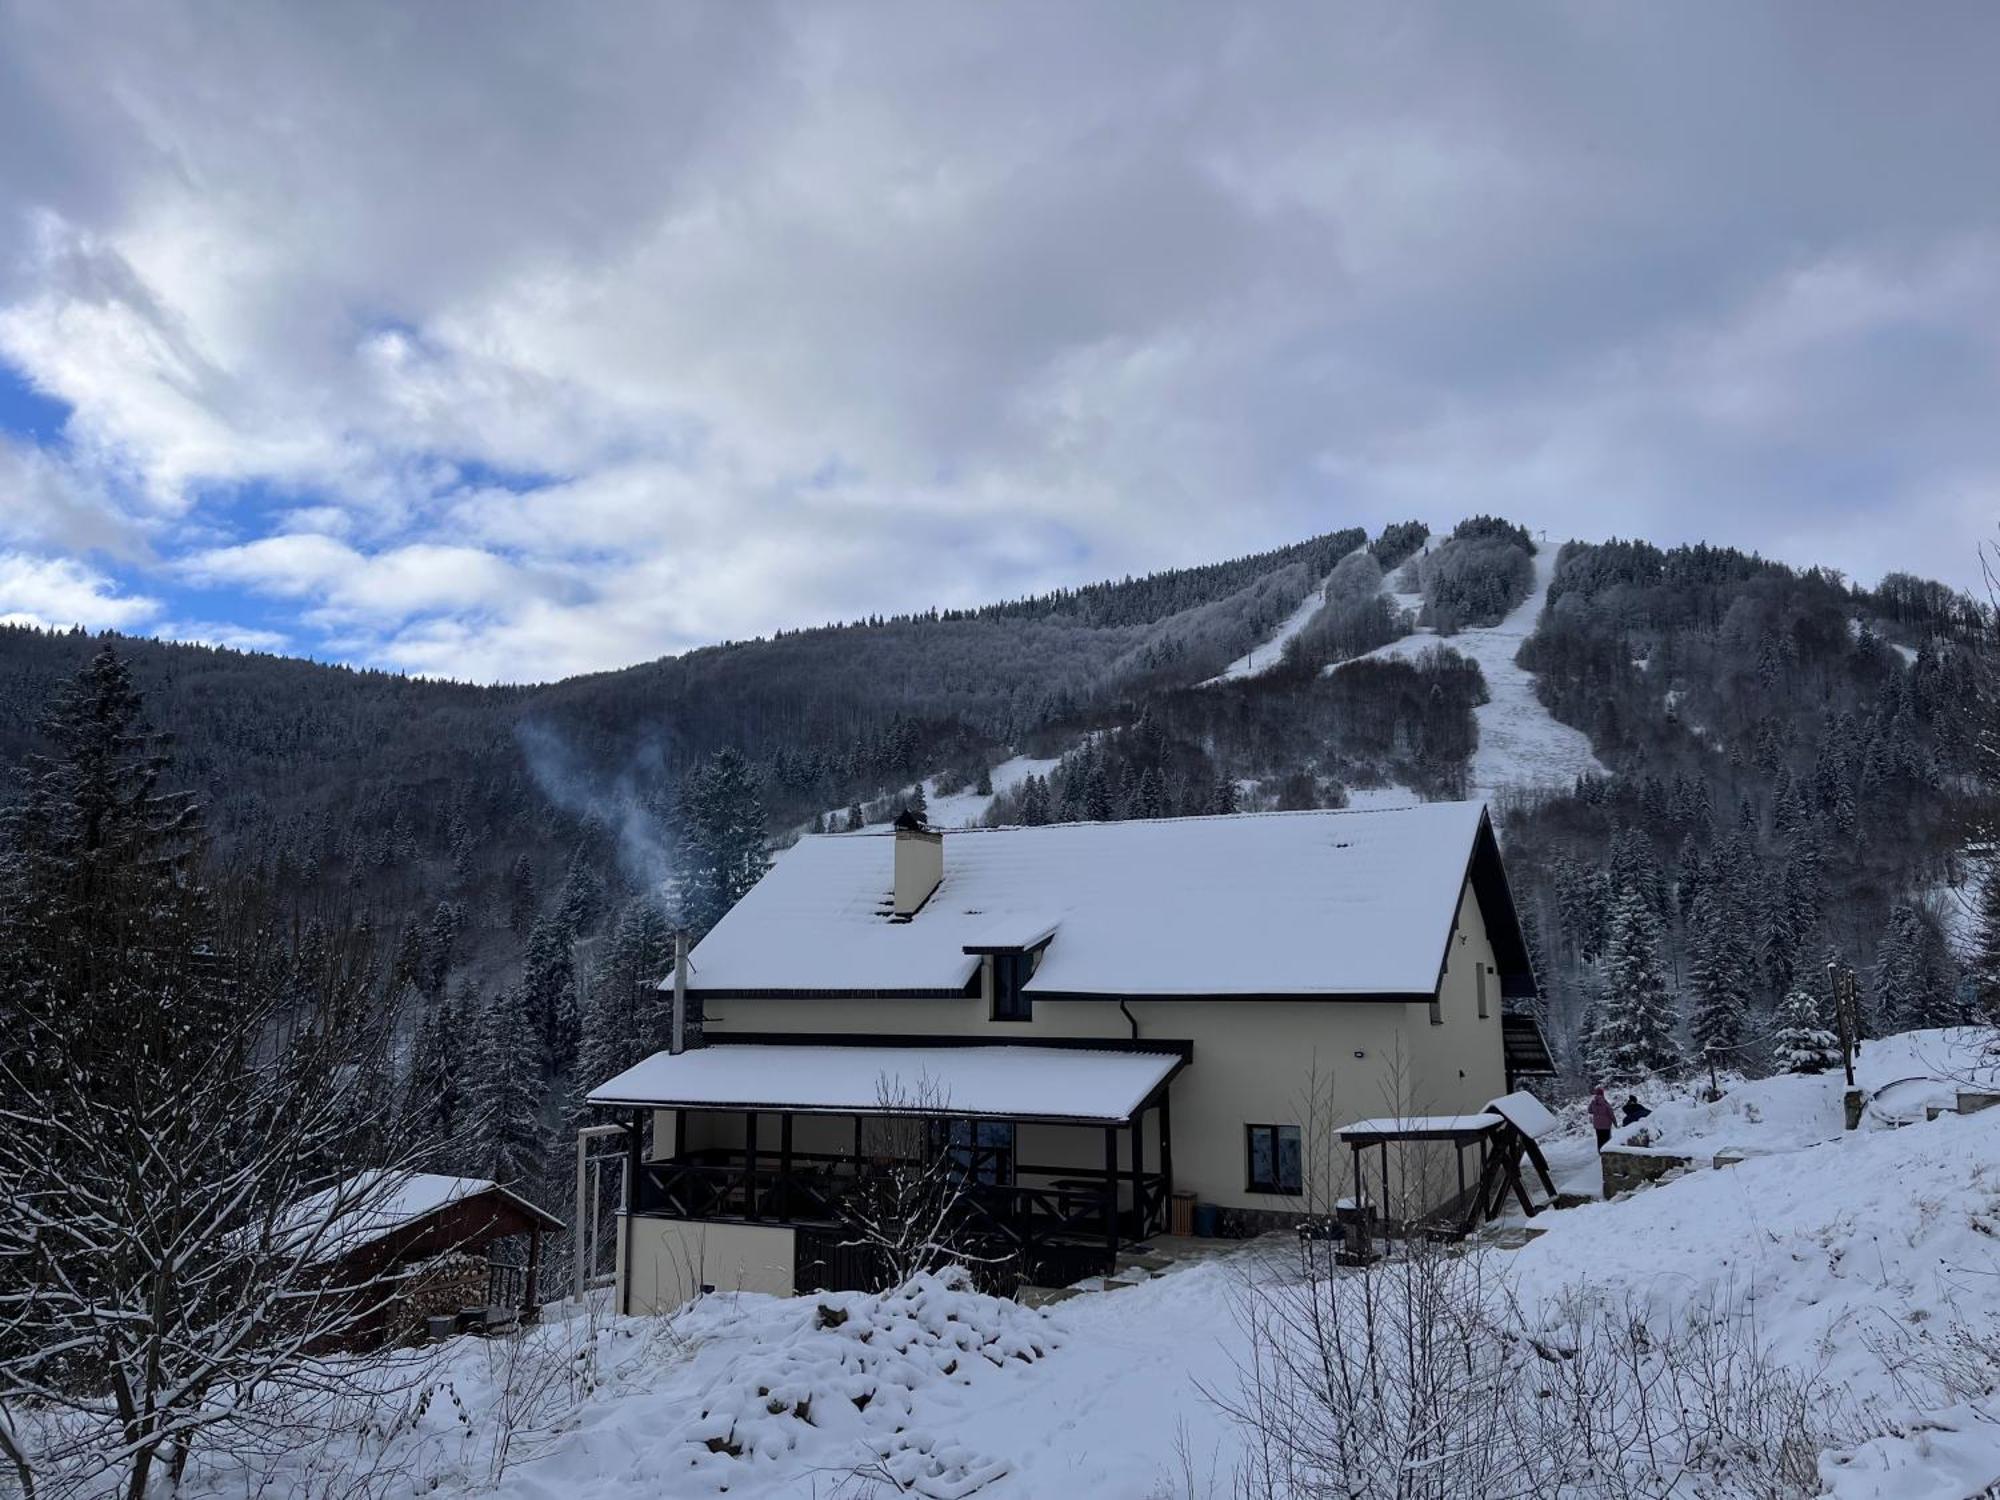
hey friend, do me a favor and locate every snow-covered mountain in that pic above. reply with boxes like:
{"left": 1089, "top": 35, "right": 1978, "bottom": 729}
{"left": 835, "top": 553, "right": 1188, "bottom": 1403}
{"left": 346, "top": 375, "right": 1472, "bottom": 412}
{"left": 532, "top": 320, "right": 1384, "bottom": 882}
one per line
{"left": 0, "top": 514, "right": 1985, "bottom": 1086}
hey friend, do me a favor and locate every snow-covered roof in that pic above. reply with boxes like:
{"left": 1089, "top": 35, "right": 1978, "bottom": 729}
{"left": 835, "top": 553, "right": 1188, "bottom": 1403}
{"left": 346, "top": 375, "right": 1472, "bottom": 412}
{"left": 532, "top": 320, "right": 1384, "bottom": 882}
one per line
{"left": 587, "top": 1044, "right": 1181, "bottom": 1123}
{"left": 277, "top": 1170, "right": 559, "bottom": 1260}
{"left": 682, "top": 802, "right": 1511, "bottom": 999}
{"left": 1486, "top": 1090, "right": 1559, "bottom": 1140}
{"left": 1339, "top": 1114, "right": 1503, "bottom": 1139}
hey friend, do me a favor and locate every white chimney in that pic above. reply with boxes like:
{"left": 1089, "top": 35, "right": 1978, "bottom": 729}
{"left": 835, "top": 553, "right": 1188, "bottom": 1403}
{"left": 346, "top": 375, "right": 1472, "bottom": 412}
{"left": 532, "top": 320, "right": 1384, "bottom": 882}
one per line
{"left": 892, "top": 809, "right": 943, "bottom": 917}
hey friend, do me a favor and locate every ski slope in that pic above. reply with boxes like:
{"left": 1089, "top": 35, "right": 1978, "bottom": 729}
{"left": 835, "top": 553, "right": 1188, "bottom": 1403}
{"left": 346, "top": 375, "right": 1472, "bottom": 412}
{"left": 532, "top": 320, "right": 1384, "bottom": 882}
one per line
{"left": 1202, "top": 545, "right": 1366, "bottom": 685}
{"left": 1332, "top": 546, "right": 1607, "bottom": 800}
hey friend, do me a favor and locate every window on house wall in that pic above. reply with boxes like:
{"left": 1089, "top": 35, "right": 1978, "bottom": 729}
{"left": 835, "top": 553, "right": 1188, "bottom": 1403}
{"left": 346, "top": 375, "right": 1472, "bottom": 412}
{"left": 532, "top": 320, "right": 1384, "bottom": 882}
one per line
{"left": 1245, "top": 1123, "right": 1302, "bottom": 1194}
{"left": 948, "top": 1120, "right": 1015, "bottom": 1185}
{"left": 991, "top": 950, "right": 1033, "bottom": 1021}
{"left": 1476, "top": 964, "right": 1489, "bottom": 1019}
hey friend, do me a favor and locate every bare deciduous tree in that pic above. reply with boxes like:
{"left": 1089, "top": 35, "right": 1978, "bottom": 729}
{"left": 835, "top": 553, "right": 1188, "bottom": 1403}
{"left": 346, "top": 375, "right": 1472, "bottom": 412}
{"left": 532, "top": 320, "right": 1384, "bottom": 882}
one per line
{"left": 839, "top": 1076, "right": 1007, "bottom": 1290}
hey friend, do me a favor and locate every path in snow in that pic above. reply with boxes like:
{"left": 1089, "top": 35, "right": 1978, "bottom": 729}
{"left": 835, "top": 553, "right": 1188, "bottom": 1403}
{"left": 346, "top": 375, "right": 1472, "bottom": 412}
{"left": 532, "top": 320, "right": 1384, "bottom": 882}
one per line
{"left": 1202, "top": 546, "right": 1367, "bottom": 685}
{"left": 1332, "top": 547, "right": 1607, "bottom": 801}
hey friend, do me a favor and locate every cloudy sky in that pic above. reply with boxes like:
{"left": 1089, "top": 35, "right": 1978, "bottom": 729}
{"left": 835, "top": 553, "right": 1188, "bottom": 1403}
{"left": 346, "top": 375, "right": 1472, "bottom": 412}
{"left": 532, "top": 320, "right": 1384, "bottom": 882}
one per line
{"left": 0, "top": 3, "right": 1996, "bottom": 681}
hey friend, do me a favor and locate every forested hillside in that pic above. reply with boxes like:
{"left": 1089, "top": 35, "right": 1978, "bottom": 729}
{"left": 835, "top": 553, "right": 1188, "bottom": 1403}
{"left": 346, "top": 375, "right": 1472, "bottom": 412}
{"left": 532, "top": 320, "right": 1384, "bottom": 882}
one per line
{"left": 1, "top": 515, "right": 1991, "bottom": 1213}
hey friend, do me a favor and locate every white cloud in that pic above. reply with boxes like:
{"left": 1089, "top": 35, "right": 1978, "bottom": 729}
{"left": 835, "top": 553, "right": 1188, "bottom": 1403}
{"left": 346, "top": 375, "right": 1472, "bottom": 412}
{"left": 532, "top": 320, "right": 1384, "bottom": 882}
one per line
{"left": 0, "top": 551, "right": 158, "bottom": 629}
{"left": 154, "top": 619, "right": 290, "bottom": 653}
{"left": 0, "top": 3, "right": 1996, "bottom": 679}
{"left": 183, "top": 535, "right": 529, "bottom": 621}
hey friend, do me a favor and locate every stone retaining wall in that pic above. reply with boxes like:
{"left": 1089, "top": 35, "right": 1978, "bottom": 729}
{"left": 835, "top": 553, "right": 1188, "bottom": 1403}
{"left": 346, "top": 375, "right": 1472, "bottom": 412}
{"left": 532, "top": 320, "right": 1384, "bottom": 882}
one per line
{"left": 1599, "top": 1147, "right": 1695, "bottom": 1198}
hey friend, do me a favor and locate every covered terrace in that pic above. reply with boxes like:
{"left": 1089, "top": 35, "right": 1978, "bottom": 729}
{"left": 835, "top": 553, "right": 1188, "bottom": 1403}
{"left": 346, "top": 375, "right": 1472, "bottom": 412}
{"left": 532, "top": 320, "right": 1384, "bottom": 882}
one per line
{"left": 587, "top": 1040, "right": 1190, "bottom": 1292}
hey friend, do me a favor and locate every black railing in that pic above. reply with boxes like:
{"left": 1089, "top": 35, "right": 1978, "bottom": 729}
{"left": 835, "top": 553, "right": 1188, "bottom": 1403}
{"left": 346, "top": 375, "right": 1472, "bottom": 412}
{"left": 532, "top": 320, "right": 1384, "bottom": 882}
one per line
{"left": 485, "top": 1261, "right": 525, "bottom": 1311}
{"left": 634, "top": 1149, "right": 1168, "bottom": 1254}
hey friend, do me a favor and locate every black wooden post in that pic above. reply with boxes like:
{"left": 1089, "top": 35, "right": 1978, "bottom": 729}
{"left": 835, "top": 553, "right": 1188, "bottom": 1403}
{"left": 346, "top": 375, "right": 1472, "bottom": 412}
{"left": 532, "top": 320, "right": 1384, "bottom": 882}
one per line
{"left": 853, "top": 1113, "right": 864, "bottom": 1169}
{"left": 779, "top": 1112, "right": 794, "bottom": 1220}
{"left": 523, "top": 1223, "right": 542, "bottom": 1317}
{"left": 1130, "top": 1108, "right": 1146, "bottom": 1238}
{"left": 626, "top": 1109, "right": 643, "bottom": 1211}
{"left": 1103, "top": 1126, "right": 1119, "bottom": 1265}
{"left": 745, "top": 1111, "right": 759, "bottom": 1220}
{"left": 1380, "top": 1142, "right": 1392, "bottom": 1233}
{"left": 673, "top": 1108, "right": 687, "bottom": 1161}
{"left": 1158, "top": 1087, "right": 1174, "bottom": 1212}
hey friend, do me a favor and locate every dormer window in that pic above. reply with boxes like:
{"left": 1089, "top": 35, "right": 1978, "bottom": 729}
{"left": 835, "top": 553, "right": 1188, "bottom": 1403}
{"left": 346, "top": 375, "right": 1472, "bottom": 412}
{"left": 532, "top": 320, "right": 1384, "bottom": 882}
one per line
{"left": 992, "top": 949, "right": 1034, "bottom": 1021}
{"left": 963, "top": 914, "right": 1059, "bottom": 1025}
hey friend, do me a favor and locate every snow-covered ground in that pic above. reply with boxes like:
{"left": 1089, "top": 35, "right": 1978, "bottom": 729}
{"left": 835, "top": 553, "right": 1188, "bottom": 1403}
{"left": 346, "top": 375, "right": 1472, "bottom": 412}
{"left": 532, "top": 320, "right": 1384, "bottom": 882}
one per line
{"left": 1331, "top": 547, "right": 1608, "bottom": 800}
{"left": 1340, "top": 781, "right": 1424, "bottom": 812}
{"left": 151, "top": 1032, "right": 2000, "bottom": 1499}
{"left": 916, "top": 754, "right": 1063, "bottom": 830}
{"left": 801, "top": 754, "right": 1064, "bottom": 838}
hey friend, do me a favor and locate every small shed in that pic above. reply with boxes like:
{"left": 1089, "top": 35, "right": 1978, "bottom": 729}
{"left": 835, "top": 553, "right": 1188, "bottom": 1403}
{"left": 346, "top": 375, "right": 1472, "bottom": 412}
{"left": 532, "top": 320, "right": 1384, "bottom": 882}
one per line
{"left": 284, "top": 1172, "right": 563, "bottom": 1347}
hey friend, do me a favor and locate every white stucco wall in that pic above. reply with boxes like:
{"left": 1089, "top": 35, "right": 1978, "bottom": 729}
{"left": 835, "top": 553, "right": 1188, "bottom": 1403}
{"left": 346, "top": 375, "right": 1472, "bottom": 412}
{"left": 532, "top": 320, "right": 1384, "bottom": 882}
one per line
{"left": 688, "top": 870, "right": 1505, "bottom": 1218}
{"left": 622, "top": 1215, "right": 796, "bottom": 1315}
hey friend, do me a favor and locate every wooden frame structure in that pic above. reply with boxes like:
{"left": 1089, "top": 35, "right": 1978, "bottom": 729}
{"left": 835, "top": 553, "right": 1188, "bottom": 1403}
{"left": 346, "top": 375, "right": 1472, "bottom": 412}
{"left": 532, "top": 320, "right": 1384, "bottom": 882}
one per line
{"left": 1335, "top": 1110, "right": 1558, "bottom": 1261}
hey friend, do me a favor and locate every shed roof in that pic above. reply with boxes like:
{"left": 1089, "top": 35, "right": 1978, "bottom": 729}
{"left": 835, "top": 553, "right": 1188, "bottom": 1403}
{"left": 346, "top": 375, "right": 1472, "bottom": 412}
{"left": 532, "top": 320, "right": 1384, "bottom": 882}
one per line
{"left": 676, "top": 802, "right": 1533, "bottom": 1001}
{"left": 587, "top": 1043, "right": 1180, "bottom": 1124}
{"left": 1339, "top": 1114, "right": 1504, "bottom": 1142}
{"left": 279, "top": 1171, "right": 561, "bottom": 1260}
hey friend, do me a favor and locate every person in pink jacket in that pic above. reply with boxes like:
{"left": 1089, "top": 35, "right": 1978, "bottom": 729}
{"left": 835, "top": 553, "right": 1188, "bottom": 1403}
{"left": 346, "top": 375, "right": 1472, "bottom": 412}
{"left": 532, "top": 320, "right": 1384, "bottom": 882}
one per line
{"left": 1588, "top": 1086, "right": 1615, "bottom": 1149}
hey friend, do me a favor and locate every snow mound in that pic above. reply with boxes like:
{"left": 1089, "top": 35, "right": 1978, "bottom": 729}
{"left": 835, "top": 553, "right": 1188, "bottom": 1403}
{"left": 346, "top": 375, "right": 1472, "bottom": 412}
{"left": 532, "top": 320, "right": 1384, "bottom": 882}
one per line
{"left": 1514, "top": 1105, "right": 2000, "bottom": 1396}
{"left": 665, "top": 1269, "right": 1056, "bottom": 1498}
{"left": 1599, "top": 1030, "right": 2000, "bottom": 1159}
{"left": 1606, "top": 1069, "right": 1847, "bottom": 1159}
{"left": 1854, "top": 1026, "right": 2000, "bottom": 1124}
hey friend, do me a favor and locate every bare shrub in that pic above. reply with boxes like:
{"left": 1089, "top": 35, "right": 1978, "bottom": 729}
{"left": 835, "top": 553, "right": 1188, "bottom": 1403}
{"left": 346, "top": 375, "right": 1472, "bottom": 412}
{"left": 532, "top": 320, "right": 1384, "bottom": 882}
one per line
{"left": 1218, "top": 1063, "right": 1845, "bottom": 1500}
{"left": 840, "top": 1076, "right": 1010, "bottom": 1290}
{"left": 1225, "top": 1231, "right": 1846, "bottom": 1500}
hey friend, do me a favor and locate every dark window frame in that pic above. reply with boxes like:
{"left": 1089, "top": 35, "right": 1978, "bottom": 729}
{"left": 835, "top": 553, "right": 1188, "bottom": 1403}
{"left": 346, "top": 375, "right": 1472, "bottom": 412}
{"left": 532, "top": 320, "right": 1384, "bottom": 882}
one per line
{"left": 1245, "top": 1122, "right": 1303, "bottom": 1195}
{"left": 990, "top": 949, "right": 1035, "bottom": 1022}
{"left": 1476, "top": 964, "right": 1490, "bottom": 1020}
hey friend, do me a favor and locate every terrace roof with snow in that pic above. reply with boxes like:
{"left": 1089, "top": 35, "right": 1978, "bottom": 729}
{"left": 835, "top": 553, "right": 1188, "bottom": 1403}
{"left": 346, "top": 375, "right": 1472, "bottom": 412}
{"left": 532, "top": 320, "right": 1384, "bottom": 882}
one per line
{"left": 587, "top": 1043, "right": 1182, "bottom": 1124}
{"left": 674, "top": 801, "right": 1535, "bottom": 1002}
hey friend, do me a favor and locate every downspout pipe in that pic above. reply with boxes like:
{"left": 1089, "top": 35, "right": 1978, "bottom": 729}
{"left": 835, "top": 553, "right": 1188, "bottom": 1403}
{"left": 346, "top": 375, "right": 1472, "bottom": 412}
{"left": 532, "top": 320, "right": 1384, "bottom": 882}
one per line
{"left": 671, "top": 930, "right": 689, "bottom": 1055}
{"left": 1118, "top": 999, "right": 1140, "bottom": 1041}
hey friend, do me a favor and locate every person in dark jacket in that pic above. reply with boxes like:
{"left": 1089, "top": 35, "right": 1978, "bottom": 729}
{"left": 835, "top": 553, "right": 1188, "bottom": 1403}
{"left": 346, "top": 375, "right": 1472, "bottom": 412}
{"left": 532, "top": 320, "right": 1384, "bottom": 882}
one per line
{"left": 1588, "top": 1086, "right": 1614, "bottom": 1149}
{"left": 1621, "top": 1095, "right": 1651, "bottom": 1127}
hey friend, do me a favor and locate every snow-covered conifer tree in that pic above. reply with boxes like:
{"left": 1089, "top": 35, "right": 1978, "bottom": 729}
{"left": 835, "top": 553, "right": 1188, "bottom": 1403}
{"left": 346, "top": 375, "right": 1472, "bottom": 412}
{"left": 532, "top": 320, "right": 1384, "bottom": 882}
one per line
{"left": 577, "top": 896, "right": 673, "bottom": 1091}
{"left": 1773, "top": 987, "right": 1840, "bottom": 1073}
{"left": 473, "top": 985, "right": 547, "bottom": 1190}
{"left": 677, "top": 747, "right": 770, "bottom": 934}
{"left": 1687, "top": 884, "right": 1751, "bottom": 1057}
{"left": 1587, "top": 885, "right": 1684, "bottom": 1083}
{"left": 1872, "top": 903, "right": 1963, "bottom": 1033}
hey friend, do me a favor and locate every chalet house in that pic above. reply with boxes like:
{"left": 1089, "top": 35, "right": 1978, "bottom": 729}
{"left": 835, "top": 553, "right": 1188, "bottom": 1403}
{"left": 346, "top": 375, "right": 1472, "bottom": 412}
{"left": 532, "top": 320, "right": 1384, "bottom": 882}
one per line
{"left": 587, "top": 801, "right": 1551, "bottom": 1312}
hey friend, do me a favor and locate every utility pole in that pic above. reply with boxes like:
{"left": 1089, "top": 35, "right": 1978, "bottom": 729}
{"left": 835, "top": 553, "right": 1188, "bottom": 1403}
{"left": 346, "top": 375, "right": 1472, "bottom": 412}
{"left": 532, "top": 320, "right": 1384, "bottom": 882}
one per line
{"left": 1829, "top": 958, "right": 1860, "bottom": 1087}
